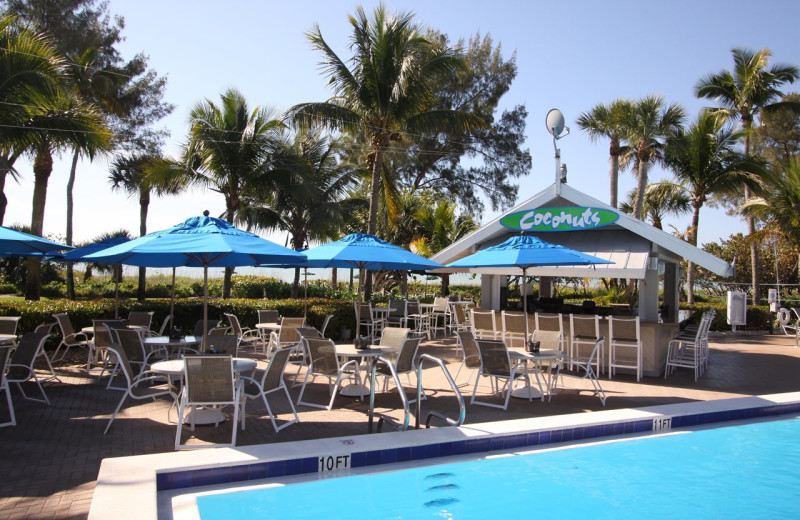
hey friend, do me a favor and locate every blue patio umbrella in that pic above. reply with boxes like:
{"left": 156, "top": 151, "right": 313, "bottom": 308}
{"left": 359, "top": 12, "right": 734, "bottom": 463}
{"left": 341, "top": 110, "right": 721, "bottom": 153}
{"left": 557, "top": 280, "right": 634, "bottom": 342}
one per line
{"left": 298, "top": 233, "right": 444, "bottom": 335}
{"left": 84, "top": 212, "right": 306, "bottom": 347}
{"left": 47, "top": 236, "right": 131, "bottom": 318}
{"left": 0, "top": 225, "right": 71, "bottom": 255}
{"left": 446, "top": 234, "right": 613, "bottom": 338}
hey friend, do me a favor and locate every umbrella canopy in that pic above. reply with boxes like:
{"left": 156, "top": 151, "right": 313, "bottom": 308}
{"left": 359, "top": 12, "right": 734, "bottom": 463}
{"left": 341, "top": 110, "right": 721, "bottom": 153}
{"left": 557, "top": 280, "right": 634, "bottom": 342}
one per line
{"left": 303, "top": 233, "right": 444, "bottom": 271}
{"left": 0, "top": 225, "right": 72, "bottom": 256}
{"left": 84, "top": 213, "right": 306, "bottom": 347}
{"left": 47, "top": 236, "right": 131, "bottom": 318}
{"left": 446, "top": 234, "right": 612, "bottom": 338}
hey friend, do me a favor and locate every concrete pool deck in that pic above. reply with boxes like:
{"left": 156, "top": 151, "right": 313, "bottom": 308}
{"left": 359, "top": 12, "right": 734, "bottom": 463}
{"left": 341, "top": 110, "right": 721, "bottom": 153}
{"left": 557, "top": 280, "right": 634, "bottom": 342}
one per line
{"left": 2, "top": 331, "right": 800, "bottom": 519}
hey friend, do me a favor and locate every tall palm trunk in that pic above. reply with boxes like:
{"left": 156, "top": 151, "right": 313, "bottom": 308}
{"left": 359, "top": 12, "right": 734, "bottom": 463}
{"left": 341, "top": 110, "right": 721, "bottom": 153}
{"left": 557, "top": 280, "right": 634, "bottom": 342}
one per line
{"left": 292, "top": 267, "right": 301, "bottom": 298}
{"left": 138, "top": 187, "right": 150, "bottom": 300}
{"left": 742, "top": 127, "right": 759, "bottom": 304}
{"left": 686, "top": 202, "right": 702, "bottom": 304}
{"left": 364, "top": 141, "right": 386, "bottom": 300}
{"left": 65, "top": 151, "right": 79, "bottom": 299}
{"left": 633, "top": 156, "right": 649, "bottom": 219}
{"left": 26, "top": 145, "right": 53, "bottom": 300}
{"left": 331, "top": 268, "right": 338, "bottom": 291}
{"left": 223, "top": 199, "right": 238, "bottom": 299}
{"left": 609, "top": 140, "right": 620, "bottom": 208}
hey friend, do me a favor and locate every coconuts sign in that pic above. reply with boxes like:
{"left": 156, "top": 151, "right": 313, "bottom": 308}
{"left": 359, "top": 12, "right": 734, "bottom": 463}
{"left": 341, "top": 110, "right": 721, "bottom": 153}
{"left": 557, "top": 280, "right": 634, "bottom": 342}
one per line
{"left": 500, "top": 207, "right": 618, "bottom": 232}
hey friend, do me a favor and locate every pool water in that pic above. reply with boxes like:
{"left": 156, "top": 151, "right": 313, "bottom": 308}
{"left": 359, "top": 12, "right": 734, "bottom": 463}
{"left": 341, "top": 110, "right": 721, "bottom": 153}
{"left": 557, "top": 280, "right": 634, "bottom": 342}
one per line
{"left": 196, "top": 418, "right": 800, "bottom": 519}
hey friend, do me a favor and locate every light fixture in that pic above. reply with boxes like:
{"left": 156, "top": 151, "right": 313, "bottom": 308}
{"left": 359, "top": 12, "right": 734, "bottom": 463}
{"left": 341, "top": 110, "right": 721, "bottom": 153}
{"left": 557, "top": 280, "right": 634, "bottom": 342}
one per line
{"left": 546, "top": 109, "right": 570, "bottom": 188}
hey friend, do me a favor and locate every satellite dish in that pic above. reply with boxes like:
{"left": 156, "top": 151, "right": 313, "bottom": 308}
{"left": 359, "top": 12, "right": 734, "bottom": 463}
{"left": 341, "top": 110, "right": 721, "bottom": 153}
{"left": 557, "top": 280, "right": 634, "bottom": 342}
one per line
{"left": 546, "top": 109, "right": 565, "bottom": 137}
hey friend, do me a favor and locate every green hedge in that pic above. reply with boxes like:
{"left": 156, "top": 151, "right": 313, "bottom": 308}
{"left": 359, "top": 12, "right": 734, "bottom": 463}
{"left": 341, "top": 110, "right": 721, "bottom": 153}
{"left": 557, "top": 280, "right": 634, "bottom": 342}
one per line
{"left": 0, "top": 297, "right": 359, "bottom": 346}
{"left": 679, "top": 301, "right": 772, "bottom": 331}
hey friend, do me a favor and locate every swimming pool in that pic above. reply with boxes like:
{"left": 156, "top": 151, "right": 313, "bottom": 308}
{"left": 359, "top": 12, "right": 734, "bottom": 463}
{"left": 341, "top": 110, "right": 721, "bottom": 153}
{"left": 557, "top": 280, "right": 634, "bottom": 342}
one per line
{"left": 196, "top": 417, "right": 800, "bottom": 519}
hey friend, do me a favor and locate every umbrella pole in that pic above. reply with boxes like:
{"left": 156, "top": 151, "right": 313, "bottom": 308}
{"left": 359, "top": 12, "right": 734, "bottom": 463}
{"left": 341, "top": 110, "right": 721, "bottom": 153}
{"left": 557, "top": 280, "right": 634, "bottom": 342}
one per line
{"left": 303, "top": 267, "right": 308, "bottom": 320}
{"left": 202, "top": 266, "right": 208, "bottom": 352}
{"left": 170, "top": 267, "right": 176, "bottom": 328}
{"left": 522, "top": 267, "right": 529, "bottom": 341}
{"left": 114, "top": 264, "right": 120, "bottom": 319}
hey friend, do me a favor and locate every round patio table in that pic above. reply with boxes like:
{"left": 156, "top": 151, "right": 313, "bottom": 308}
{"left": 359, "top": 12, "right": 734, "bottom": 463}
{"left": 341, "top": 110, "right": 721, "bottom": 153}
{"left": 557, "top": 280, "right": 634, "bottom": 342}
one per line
{"left": 508, "top": 348, "right": 564, "bottom": 399}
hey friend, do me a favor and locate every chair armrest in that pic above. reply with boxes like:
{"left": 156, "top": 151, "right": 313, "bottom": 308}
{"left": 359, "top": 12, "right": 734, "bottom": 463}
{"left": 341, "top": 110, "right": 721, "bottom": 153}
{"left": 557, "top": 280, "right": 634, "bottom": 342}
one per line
{"left": 65, "top": 332, "right": 90, "bottom": 343}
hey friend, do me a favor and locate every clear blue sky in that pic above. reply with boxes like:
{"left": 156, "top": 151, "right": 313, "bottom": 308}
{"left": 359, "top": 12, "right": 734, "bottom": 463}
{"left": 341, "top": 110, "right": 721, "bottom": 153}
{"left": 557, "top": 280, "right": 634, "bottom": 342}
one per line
{"left": 5, "top": 0, "right": 799, "bottom": 260}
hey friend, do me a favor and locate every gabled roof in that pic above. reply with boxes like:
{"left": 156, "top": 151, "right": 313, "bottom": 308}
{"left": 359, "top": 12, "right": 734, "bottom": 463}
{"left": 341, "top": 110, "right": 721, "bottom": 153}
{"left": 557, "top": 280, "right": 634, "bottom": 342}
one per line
{"left": 431, "top": 182, "right": 733, "bottom": 278}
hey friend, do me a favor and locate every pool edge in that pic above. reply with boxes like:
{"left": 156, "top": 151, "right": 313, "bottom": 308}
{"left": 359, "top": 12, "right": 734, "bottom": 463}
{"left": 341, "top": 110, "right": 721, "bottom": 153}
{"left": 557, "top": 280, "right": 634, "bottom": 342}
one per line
{"left": 89, "top": 391, "right": 800, "bottom": 520}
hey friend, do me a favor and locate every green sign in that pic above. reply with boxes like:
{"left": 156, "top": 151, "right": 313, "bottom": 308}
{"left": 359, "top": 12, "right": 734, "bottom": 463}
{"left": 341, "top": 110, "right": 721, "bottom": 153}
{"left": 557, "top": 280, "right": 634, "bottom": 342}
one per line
{"left": 499, "top": 206, "right": 619, "bottom": 232}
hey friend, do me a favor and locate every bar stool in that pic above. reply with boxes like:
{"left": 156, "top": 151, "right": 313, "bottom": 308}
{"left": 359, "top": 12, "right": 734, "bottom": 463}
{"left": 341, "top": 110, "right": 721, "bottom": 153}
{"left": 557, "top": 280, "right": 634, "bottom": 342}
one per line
{"left": 608, "top": 316, "right": 642, "bottom": 382}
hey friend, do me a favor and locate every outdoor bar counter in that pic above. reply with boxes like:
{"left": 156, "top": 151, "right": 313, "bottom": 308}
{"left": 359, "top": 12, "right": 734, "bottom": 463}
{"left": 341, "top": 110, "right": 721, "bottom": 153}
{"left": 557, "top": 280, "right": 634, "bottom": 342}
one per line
{"left": 509, "top": 313, "right": 681, "bottom": 378}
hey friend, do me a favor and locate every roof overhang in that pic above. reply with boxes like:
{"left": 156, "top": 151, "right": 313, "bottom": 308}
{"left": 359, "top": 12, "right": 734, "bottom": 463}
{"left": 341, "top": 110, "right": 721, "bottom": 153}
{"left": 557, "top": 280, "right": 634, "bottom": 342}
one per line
{"left": 431, "top": 183, "right": 733, "bottom": 279}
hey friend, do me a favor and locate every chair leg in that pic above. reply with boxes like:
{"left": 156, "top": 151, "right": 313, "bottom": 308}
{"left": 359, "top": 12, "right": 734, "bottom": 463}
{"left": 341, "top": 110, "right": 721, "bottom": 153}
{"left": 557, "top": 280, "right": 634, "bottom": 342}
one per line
{"left": 174, "top": 400, "right": 186, "bottom": 449}
{"left": 103, "top": 392, "right": 129, "bottom": 434}
{"left": 0, "top": 380, "right": 15, "bottom": 428}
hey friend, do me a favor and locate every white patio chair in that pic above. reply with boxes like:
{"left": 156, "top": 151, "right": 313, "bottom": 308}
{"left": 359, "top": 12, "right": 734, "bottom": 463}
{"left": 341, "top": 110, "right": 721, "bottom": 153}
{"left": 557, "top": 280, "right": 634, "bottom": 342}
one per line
{"left": 103, "top": 344, "right": 177, "bottom": 435}
{"left": 0, "top": 348, "right": 14, "bottom": 427}
{"left": 403, "top": 301, "right": 430, "bottom": 339}
{"left": 6, "top": 332, "right": 52, "bottom": 406}
{"left": 240, "top": 347, "right": 299, "bottom": 433}
{"left": 127, "top": 311, "right": 154, "bottom": 330}
{"left": 355, "top": 302, "right": 385, "bottom": 340}
{"left": 296, "top": 338, "right": 360, "bottom": 410}
{"left": 665, "top": 315, "right": 712, "bottom": 381}
{"left": 375, "top": 336, "right": 423, "bottom": 399}
{"left": 52, "top": 312, "right": 91, "bottom": 363}
{"left": 470, "top": 309, "right": 498, "bottom": 340}
{"left": 175, "top": 355, "right": 242, "bottom": 450}
{"left": 454, "top": 330, "right": 482, "bottom": 388}
{"left": 89, "top": 320, "right": 126, "bottom": 375}
{"left": 501, "top": 311, "right": 527, "bottom": 348}
{"left": 608, "top": 316, "right": 642, "bottom": 382}
{"left": 224, "top": 313, "right": 263, "bottom": 354}
{"left": 267, "top": 316, "right": 305, "bottom": 355}
{"left": 471, "top": 339, "right": 531, "bottom": 410}
{"left": 553, "top": 336, "right": 607, "bottom": 406}
{"left": 428, "top": 296, "right": 450, "bottom": 337}
{"left": 569, "top": 313, "right": 602, "bottom": 374}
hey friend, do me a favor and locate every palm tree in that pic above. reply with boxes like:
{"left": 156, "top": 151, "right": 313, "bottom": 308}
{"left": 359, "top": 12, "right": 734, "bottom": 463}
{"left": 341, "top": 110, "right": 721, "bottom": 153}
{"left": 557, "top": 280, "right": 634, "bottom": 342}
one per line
{"left": 741, "top": 158, "right": 800, "bottom": 283}
{"left": 238, "top": 130, "right": 363, "bottom": 296}
{"left": 661, "top": 111, "right": 766, "bottom": 302}
{"left": 289, "top": 4, "right": 484, "bottom": 299}
{"left": 109, "top": 152, "right": 183, "bottom": 300}
{"left": 576, "top": 99, "right": 633, "bottom": 208}
{"left": 175, "top": 88, "right": 283, "bottom": 298}
{"left": 63, "top": 47, "right": 128, "bottom": 299}
{"left": 695, "top": 47, "right": 799, "bottom": 303}
{"left": 0, "top": 14, "right": 64, "bottom": 224}
{"left": 12, "top": 55, "right": 113, "bottom": 300}
{"left": 412, "top": 195, "right": 477, "bottom": 295}
{"left": 619, "top": 184, "right": 690, "bottom": 230}
{"left": 621, "top": 96, "right": 685, "bottom": 220}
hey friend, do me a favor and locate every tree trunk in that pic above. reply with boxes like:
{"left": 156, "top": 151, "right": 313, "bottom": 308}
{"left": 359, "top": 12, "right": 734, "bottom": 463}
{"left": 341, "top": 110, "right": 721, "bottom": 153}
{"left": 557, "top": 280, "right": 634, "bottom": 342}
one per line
{"left": 138, "top": 187, "right": 150, "bottom": 300}
{"left": 686, "top": 203, "right": 701, "bottom": 305}
{"left": 26, "top": 146, "right": 53, "bottom": 301}
{"left": 441, "top": 273, "right": 450, "bottom": 296}
{"left": 65, "top": 151, "right": 79, "bottom": 300}
{"left": 223, "top": 200, "right": 237, "bottom": 298}
{"left": 349, "top": 268, "right": 354, "bottom": 292}
{"left": 743, "top": 129, "right": 759, "bottom": 304}
{"left": 0, "top": 152, "right": 20, "bottom": 225}
{"left": 609, "top": 147, "right": 619, "bottom": 208}
{"left": 331, "top": 268, "right": 337, "bottom": 291}
{"left": 291, "top": 267, "right": 300, "bottom": 298}
{"left": 633, "top": 157, "right": 649, "bottom": 220}
{"left": 365, "top": 143, "right": 386, "bottom": 301}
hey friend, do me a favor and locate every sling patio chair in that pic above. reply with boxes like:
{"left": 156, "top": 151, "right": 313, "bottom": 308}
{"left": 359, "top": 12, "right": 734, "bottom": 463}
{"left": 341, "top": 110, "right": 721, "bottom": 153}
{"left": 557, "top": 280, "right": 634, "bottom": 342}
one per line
{"left": 267, "top": 317, "right": 306, "bottom": 355}
{"left": 552, "top": 336, "right": 607, "bottom": 406}
{"left": 89, "top": 320, "right": 126, "bottom": 376}
{"left": 52, "top": 312, "right": 91, "bottom": 363}
{"left": 103, "top": 344, "right": 177, "bottom": 435}
{"left": 5, "top": 332, "right": 52, "bottom": 406}
{"left": 224, "top": 313, "right": 263, "bottom": 354}
{"left": 240, "top": 347, "right": 299, "bottom": 433}
{"left": 375, "top": 336, "right": 424, "bottom": 400}
{"left": 296, "top": 338, "right": 360, "bottom": 411}
{"left": 454, "top": 330, "right": 482, "bottom": 388}
{"left": 472, "top": 339, "right": 531, "bottom": 410}
{"left": 175, "top": 355, "right": 243, "bottom": 450}
{"left": 470, "top": 309, "right": 498, "bottom": 340}
{"left": 0, "top": 348, "right": 14, "bottom": 427}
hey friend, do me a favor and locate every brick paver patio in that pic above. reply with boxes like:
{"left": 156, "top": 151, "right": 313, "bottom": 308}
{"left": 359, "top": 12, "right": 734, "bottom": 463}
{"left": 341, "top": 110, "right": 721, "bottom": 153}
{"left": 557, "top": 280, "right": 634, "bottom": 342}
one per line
{"left": 1, "top": 332, "right": 799, "bottom": 519}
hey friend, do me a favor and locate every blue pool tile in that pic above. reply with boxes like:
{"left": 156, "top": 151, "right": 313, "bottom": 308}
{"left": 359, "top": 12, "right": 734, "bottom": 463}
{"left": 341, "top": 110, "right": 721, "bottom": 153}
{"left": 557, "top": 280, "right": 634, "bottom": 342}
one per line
{"left": 380, "top": 449, "right": 398, "bottom": 464}
{"left": 539, "top": 431, "right": 551, "bottom": 445}
{"left": 265, "top": 461, "right": 282, "bottom": 478}
{"left": 438, "top": 442, "right": 453, "bottom": 457}
{"left": 230, "top": 464, "right": 250, "bottom": 483}
{"left": 365, "top": 450, "right": 381, "bottom": 466}
{"left": 612, "top": 423, "right": 624, "bottom": 435}
{"left": 168, "top": 471, "right": 193, "bottom": 490}
{"left": 550, "top": 430, "right": 562, "bottom": 443}
{"left": 192, "top": 467, "right": 229, "bottom": 487}
{"left": 490, "top": 436, "right": 505, "bottom": 451}
{"left": 451, "top": 441, "right": 466, "bottom": 455}
{"left": 504, "top": 434, "right": 526, "bottom": 449}
{"left": 285, "top": 458, "right": 304, "bottom": 476}
{"left": 156, "top": 473, "right": 171, "bottom": 491}
{"left": 634, "top": 420, "right": 650, "bottom": 433}
{"left": 423, "top": 443, "right": 440, "bottom": 459}
{"left": 351, "top": 451, "right": 367, "bottom": 468}
{"left": 301, "top": 457, "right": 318, "bottom": 474}
{"left": 396, "top": 447, "right": 412, "bottom": 462}
{"left": 411, "top": 445, "right": 426, "bottom": 460}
